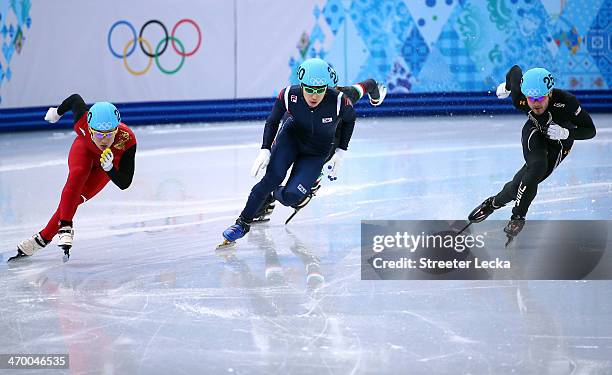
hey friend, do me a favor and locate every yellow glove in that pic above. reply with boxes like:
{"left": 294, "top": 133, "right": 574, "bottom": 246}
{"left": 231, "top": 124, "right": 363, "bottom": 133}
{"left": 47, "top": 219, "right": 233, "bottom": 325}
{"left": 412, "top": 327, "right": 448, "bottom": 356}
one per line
{"left": 100, "top": 148, "right": 114, "bottom": 171}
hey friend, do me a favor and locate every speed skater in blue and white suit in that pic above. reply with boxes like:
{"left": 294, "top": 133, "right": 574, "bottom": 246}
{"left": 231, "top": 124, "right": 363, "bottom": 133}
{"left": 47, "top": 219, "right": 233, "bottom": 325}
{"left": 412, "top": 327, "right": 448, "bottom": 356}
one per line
{"left": 221, "top": 57, "right": 357, "bottom": 244}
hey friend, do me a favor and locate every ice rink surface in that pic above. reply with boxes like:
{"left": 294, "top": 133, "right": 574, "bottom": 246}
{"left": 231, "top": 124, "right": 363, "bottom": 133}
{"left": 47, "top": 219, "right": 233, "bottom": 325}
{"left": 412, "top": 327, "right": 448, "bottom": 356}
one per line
{"left": 1, "top": 115, "right": 611, "bottom": 374}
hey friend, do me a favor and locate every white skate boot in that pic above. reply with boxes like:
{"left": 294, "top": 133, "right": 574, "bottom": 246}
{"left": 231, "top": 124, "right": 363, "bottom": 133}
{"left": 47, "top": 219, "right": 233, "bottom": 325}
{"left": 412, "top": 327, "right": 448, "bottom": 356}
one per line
{"left": 8, "top": 233, "right": 49, "bottom": 261}
{"left": 57, "top": 226, "right": 74, "bottom": 261}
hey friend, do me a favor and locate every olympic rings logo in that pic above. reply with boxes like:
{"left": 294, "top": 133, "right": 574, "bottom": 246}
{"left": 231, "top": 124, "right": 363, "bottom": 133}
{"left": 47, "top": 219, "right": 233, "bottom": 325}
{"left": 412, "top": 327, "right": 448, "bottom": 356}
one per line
{"left": 107, "top": 19, "right": 202, "bottom": 76}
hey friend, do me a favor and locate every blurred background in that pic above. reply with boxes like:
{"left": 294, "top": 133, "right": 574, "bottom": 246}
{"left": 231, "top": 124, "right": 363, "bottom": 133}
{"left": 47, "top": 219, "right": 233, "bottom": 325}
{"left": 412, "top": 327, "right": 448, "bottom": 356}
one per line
{"left": 0, "top": 0, "right": 610, "bottom": 129}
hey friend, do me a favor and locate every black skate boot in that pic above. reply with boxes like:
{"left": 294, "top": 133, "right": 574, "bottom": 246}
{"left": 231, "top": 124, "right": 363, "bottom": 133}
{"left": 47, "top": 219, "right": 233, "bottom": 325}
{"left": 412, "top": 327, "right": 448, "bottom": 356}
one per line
{"left": 504, "top": 214, "right": 525, "bottom": 247}
{"left": 252, "top": 194, "right": 276, "bottom": 223}
{"left": 468, "top": 196, "right": 503, "bottom": 223}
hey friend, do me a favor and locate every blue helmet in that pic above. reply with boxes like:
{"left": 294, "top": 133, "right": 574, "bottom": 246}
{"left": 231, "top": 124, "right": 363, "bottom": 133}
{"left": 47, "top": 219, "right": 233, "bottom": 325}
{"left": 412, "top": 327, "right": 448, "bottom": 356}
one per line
{"left": 521, "top": 67, "right": 555, "bottom": 97}
{"left": 297, "top": 58, "right": 338, "bottom": 87}
{"left": 87, "top": 102, "right": 121, "bottom": 131}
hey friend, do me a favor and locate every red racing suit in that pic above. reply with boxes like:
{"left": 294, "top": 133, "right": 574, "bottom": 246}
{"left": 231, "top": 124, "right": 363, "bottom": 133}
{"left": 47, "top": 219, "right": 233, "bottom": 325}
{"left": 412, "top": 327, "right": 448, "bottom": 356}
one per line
{"left": 40, "top": 95, "right": 136, "bottom": 240}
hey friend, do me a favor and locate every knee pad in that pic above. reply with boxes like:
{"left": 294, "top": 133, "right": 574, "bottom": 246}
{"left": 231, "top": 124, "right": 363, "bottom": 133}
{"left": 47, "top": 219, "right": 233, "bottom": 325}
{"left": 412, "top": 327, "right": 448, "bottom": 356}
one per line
{"left": 281, "top": 190, "right": 304, "bottom": 206}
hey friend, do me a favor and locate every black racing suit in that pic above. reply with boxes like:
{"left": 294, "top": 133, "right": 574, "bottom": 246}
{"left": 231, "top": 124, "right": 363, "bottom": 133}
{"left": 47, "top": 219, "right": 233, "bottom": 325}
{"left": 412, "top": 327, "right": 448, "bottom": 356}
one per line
{"left": 494, "top": 66, "right": 596, "bottom": 217}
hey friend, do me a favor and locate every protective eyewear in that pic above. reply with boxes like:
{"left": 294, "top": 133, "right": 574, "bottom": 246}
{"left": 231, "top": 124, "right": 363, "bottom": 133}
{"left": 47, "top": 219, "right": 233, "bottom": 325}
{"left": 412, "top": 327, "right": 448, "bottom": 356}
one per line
{"left": 89, "top": 128, "right": 118, "bottom": 139}
{"left": 527, "top": 95, "right": 547, "bottom": 102}
{"left": 303, "top": 85, "right": 327, "bottom": 95}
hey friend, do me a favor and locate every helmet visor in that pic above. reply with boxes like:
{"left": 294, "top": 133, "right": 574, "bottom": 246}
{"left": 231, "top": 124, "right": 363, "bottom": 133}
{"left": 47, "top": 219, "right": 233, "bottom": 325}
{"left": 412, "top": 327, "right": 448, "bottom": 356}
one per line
{"left": 302, "top": 85, "right": 327, "bottom": 95}
{"left": 89, "top": 128, "right": 118, "bottom": 139}
{"left": 527, "top": 95, "right": 547, "bottom": 102}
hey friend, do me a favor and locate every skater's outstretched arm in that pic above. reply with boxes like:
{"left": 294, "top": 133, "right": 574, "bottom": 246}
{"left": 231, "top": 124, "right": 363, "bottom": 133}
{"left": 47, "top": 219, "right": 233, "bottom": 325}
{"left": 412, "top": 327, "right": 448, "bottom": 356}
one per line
{"left": 503, "top": 65, "right": 595, "bottom": 140}
{"left": 57, "top": 94, "right": 89, "bottom": 123}
{"left": 104, "top": 144, "right": 136, "bottom": 190}
{"left": 261, "top": 89, "right": 288, "bottom": 150}
{"left": 503, "top": 65, "right": 532, "bottom": 112}
{"left": 337, "top": 79, "right": 380, "bottom": 104}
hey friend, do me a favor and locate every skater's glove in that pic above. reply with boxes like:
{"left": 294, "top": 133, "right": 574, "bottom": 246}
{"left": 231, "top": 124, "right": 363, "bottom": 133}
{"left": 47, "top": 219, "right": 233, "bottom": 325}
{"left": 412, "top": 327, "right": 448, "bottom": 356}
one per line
{"left": 547, "top": 124, "right": 569, "bottom": 140}
{"left": 496, "top": 82, "right": 511, "bottom": 99}
{"left": 326, "top": 148, "right": 345, "bottom": 181}
{"left": 100, "top": 148, "right": 114, "bottom": 171}
{"left": 44, "top": 107, "right": 62, "bottom": 123}
{"left": 370, "top": 83, "right": 387, "bottom": 106}
{"left": 251, "top": 149, "right": 271, "bottom": 177}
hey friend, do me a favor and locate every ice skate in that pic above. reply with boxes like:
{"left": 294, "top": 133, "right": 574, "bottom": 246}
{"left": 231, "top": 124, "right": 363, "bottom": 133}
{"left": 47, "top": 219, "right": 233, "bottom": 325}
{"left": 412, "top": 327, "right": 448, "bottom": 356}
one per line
{"left": 218, "top": 218, "right": 250, "bottom": 248}
{"left": 468, "top": 196, "right": 503, "bottom": 223}
{"left": 252, "top": 194, "right": 275, "bottom": 223}
{"left": 504, "top": 214, "right": 525, "bottom": 247}
{"left": 57, "top": 226, "right": 74, "bottom": 262}
{"left": 8, "top": 233, "right": 49, "bottom": 262}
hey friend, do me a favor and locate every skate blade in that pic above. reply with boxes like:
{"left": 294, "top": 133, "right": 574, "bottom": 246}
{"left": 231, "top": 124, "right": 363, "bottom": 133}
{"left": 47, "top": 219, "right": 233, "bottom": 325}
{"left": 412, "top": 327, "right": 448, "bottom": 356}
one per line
{"left": 216, "top": 239, "right": 235, "bottom": 249}
{"left": 7, "top": 252, "right": 29, "bottom": 263}
{"left": 504, "top": 230, "right": 520, "bottom": 247}
{"left": 251, "top": 217, "right": 271, "bottom": 224}
{"left": 60, "top": 246, "right": 71, "bottom": 262}
{"left": 456, "top": 222, "right": 473, "bottom": 235}
{"left": 285, "top": 209, "right": 300, "bottom": 225}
